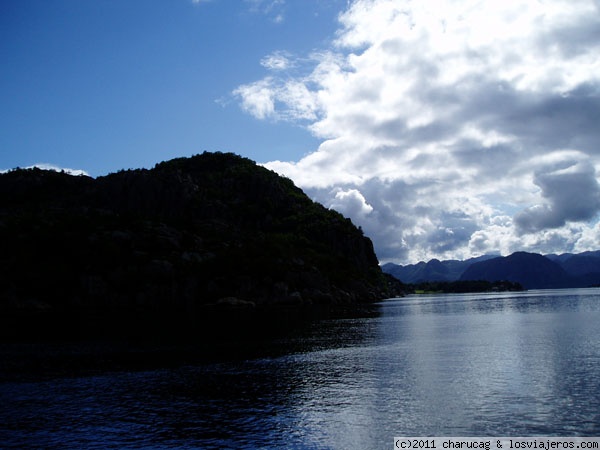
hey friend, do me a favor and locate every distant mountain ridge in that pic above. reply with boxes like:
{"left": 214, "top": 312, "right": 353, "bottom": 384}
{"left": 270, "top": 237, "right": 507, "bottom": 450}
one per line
{"left": 383, "top": 251, "right": 600, "bottom": 289}
{"left": 382, "top": 255, "right": 498, "bottom": 284}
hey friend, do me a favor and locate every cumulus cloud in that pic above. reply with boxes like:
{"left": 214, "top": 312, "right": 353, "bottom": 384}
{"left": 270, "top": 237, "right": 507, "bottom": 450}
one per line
{"left": 236, "top": 0, "right": 600, "bottom": 263}
{"left": 329, "top": 188, "right": 373, "bottom": 220}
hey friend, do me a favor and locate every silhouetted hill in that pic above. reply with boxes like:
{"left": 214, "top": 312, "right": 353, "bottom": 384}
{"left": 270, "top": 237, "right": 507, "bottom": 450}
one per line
{"left": 0, "top": 152, "right": 401, "bottom": 340}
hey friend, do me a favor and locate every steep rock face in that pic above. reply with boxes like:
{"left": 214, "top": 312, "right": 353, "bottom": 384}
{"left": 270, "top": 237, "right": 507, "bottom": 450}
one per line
{"left": 0, "top": 152, "right": 396, "bottom": 322}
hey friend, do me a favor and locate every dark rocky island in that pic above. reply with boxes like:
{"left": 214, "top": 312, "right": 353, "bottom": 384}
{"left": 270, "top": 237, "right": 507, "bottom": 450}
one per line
{"left": 0, "top": 152, "right": 402, "bottom": 345}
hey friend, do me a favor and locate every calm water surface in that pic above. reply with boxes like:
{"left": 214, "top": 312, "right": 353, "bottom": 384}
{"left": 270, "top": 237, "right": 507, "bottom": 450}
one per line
{"left": 2, "top": 288, "right": 600, "bottom": 448}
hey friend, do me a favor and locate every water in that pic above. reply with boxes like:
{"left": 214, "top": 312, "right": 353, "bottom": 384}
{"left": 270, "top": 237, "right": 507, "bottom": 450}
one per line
{"left": 2, "top": 289, "right": 600, "bottom": 448}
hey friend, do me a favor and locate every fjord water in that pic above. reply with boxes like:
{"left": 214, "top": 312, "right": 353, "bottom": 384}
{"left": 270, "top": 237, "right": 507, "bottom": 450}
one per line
{"left": 2, "top": 289, "right": 600, "bottom": 449}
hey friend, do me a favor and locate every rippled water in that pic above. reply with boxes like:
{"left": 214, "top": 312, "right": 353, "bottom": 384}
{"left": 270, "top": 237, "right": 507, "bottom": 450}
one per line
{"left": 2, "top": 289, "right": 600, "bottom": 448}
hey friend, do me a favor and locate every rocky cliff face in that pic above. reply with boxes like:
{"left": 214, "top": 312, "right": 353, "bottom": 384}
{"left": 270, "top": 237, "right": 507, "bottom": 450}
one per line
{"left": 0, "top": 152, "right": 399, "bottom": 328}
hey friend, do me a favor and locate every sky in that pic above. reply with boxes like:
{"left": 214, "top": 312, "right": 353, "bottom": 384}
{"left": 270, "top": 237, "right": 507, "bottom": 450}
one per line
{"left": 2, "top": 0, "right": 600, "bottom": 264}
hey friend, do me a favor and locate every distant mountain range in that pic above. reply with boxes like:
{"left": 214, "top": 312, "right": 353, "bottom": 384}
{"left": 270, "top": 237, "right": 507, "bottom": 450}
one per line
{"left": 382, "top": 251, "right": 600, "bottom": 289}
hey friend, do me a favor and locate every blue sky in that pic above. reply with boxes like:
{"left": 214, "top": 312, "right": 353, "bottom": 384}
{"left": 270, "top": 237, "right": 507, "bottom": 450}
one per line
{"left": 1, "top": 0, "right": 338, "bottom": 174}
{"left": 2, "top": 0, "right": 600, "bottom": 264}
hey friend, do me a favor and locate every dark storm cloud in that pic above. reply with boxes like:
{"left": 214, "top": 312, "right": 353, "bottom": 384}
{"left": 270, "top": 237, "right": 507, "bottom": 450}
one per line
{"left": 497, "top": 85, "right": 600, "bottom": 153}
{"left": 515, "top": 159, "right": 600, "bottom": 233}
{"left": 535, "top": 16, "right": 600, "bottom": 58}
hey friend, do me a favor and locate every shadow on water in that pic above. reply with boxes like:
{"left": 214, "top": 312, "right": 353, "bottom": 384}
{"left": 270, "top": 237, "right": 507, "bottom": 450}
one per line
{"left": 0, "top": 303, "right": 382, "bottom": 382}
{"left": 0, "top": 304, "right": 384, "bottom": 449}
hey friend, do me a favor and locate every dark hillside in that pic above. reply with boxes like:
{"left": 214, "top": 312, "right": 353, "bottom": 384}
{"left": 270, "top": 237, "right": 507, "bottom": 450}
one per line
{"left": 0, "top": 152, "right": 399, "bottom": 340}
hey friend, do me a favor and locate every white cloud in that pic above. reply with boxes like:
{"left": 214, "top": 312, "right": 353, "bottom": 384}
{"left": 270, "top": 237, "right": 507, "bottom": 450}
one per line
{"left": 329, "top": 188, "right": 373, "bottom": 220}
{"left": 234, "top": 77, "right": 319, "bottom": 121}
{"left": 233, "top": 78, "right": 275, "bottom": 120}
{"left": 238, "top": 0, "right": 600, "bottom": 263}
{"left": 0, "top": 163, "right": 90, "bottom": 176}
{"left": 31, "top": 163, "right": 89, "bottom": 176}
{"left": 260, "top": 51, "right": 293, "bottom": 71}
